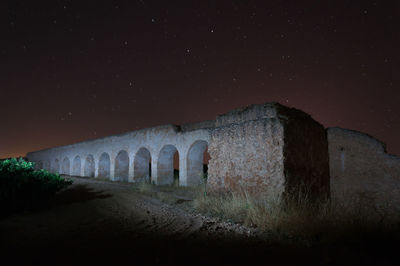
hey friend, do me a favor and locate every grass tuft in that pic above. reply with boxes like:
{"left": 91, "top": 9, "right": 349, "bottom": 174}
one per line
{"left": 131, "top": 177, "right": 400, "bottom": 244}
{"left": 193, "top": 186, "right": 400, "bottom": 242}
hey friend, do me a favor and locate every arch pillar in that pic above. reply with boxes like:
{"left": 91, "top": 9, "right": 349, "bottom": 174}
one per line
{"left": 95, "top": 157, "right": 99, "bottom": 178}
{"left": 110, "top": 157, "right": 115, "bottom": 181}
{"left": 151, "top": 156, "right": 158, "bottom": 185}
{"left": 179, "top": 154, "right": 188, "bottom": 186}
{"left": 80, "top": 156, "right": 84, "bottom": 177}
{"left": 128, "top": 152, "right": 134, "bottom": 182}
{"left": 93, "top": 160, "right": 96, "bottom": 178}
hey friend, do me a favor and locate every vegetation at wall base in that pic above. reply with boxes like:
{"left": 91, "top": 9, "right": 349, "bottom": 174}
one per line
{"left": 0, "top": 157, "right": 72, "bottom": 213}
{"left": 193, "top": 188, "right": 400, "bottom": 246}
{"left": 131, "top": 177, "right": 400, "bottom": 245}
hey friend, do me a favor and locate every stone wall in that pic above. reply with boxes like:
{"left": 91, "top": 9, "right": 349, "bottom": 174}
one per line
{"left": 279, "top": 106, "right": 330, "bottom": 201}
{"left": 328, "top": 127, "right": 400, "bottom": 212}
{"left": 207, "top": 117, "right": 285, "bottom": 198}
{"left": 26, "top": 124, "right": 211, "bottom": 187}
{"left": 207, "top": 103, "right": 330, "bottom": 201}
{"left": 25, "top": 102, "right": 400, "bottom": 209}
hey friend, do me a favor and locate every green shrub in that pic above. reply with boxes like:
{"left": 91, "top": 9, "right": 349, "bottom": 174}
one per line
{"left": 0, "top": 157, "right": 72, "bottom": 202}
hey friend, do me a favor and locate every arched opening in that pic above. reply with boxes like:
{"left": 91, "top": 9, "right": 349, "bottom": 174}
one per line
{"left": 62, "top": 157, "right": 70, "bottom": 175}
{"left": 174, "top": 151, "right": 179, "bottom": 185}
{"left": 157, "top": 145, "right": 178, "bottom": 185}
{"left": 98, "top": 152, "right": 111, "bottom": 179}
{"left": 53, "top": 159, "right": 60, "bottom": 174}
{"left": 134, "top": 147, "right": 151, "bottom": 183}
{"left": 84, "top": 154, "right": 95, "bottom": 177}
{"left": 44, "top": 161, "right": 50, "bottom": 171}
{"left": 187, "top": 140, "right": 209, "bottom": 186}
{"left": 36, "top": 161, "right": 43, "bottom": 170}
{"left": 72, "top": 156, "right": 81, "bottom": 176}
{"left": 115, "top": 150, "right": 129, "bottom": 182}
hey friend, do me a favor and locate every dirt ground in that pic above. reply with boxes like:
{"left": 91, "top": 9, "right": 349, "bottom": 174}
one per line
{"left": 0, "top": 177, "right": 398, "bottom": 265}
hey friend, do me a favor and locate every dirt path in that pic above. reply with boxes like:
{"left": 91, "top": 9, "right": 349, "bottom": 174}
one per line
{"left": 0, "top": 177, "right": 278, "bottom": 265}
{"left": 0, "top": 177, "right": 396, "bottom": 265}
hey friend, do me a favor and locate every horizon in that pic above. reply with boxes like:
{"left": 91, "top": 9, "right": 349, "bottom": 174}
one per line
{"left": 4, "top": 101, "right": 397, "bottom": 159}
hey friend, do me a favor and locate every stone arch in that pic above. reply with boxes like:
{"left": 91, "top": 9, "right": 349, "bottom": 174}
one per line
{"left": 98, "top": 152, "right": 111, "bottom": 179}
{"left": 187, "top": 140, "right": 209, "bottom": 186}
{"left": 36, "top": 161, "right": 43, "bottom": 170}
{"left": 115, "top": 150, "right": 129, "bottom": 182}
{"left": 53, "top": 159, "right": 60, "bottom": 173}
{"left": 84, "top": 154, "right": 95, "bottom": 177}
{"left": 72, "top": 156, "right": 81, "bottom": 176}
{"left": 134, "top": 147, "right": 151, "bottom": 183}
{"left": 44, "top": 161, "right": 50, "bottom": 171}
{"left": 157, "top": 145, "right": 178, "bottom": 185}
{"left": 62, "top": 157, "right": 70, "bottom": 175}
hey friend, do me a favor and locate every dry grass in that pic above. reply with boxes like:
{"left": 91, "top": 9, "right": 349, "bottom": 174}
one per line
{"left": 131, "top": 180, "right": 400, "bottom": 244}
{"left": 193, "top": 187, "right": 400, "bottom": 243}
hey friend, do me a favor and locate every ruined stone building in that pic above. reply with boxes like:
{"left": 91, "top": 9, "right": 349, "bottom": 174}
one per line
{"left": 26, "top": 103, "right": 400, "bottom": 208}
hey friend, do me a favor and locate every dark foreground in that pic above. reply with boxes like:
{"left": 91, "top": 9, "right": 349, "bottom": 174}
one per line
{"left": 0, "top": 177, "right": 398, "bottom": 266}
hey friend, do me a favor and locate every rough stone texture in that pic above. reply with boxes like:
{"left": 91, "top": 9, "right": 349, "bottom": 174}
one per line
{"left": 328, "top": 127, "right": 400, "bottom": 211}
{"left": 208, "top": 118, "right": 285, "bottom": 198}
{"left": 279, "top": 106, "right": 330, "bottom": 201}
{"left": 215, "top": 103, "right": 278, "bottom": 127}
{"left": 208, "top": 103, "right": 330, "bottom": 201}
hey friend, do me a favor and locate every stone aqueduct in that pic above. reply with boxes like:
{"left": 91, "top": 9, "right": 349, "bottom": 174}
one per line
{"left": 28, "top": 124, "right": 211, "bottom": 187}
{"left": 27, "top": 102, "right": 400, "bottom": 207}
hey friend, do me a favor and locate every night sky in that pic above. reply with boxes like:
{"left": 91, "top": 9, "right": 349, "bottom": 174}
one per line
{"left": 1, "top": 1, "right": 399, "bottom": 158}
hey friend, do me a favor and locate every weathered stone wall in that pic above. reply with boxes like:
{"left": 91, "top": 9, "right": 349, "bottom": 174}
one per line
{"left": 279, "top": 106, "right": 330, "bottom": 201}
{"left": 208, "top": 103, "right": 330, "bottom": 201}
{"left": 208, "top": 117, "right": 285, "bottom": 198}
{"left": 328, "top": 127, "right": 400, "bottom": 211}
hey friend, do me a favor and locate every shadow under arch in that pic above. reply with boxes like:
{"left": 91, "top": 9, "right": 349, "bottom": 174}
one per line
{"left": 134, "top": 147, "right": 151, "bottom": 183}
{"left": 53, "top": 159, "right": 60, "bottom": 174}
{"left": 72, "top": 156, "right": 81, "bottom": 176}
{"left": 187, "top": 140, "right": 209, "bottom": 186}
{"left": 44, "top": 161, "right": 50, "bottom": 171}
{"left": 36, "top": 161, "right": 43, "bottom": 170}
{"left": 98, "top": 152, "right": 111, "bottom": 179}
{"left": 62, "top": 157, "right": 70, "bottom": 175}
{"left": 115, "top": 150, "right": 129, "bottom": 182}
{"left": 84, "top": 155, "right": 95, "bottom": 177}
{"left": 157, "top": 144, "right": 178, "bottom": 185}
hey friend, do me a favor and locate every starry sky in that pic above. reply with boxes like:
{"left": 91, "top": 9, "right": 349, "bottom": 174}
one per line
{"left": 1, "top": 1, "right": 399, "bottom": 158}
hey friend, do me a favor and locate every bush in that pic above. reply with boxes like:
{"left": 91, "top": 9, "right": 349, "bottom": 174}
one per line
{"left": 0, "top": 157, "right": 72, "bottom": 203}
